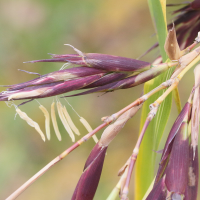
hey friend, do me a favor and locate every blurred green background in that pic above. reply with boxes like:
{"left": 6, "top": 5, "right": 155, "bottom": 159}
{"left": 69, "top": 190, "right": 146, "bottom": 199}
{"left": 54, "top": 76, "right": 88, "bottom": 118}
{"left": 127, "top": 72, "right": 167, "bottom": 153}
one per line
{"left": 0, "top": 0, "right": 197, "bottom": 199}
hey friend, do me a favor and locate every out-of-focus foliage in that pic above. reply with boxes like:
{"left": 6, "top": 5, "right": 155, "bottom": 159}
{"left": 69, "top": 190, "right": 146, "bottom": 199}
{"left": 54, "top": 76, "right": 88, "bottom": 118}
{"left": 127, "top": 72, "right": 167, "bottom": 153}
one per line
{"left": 0, "top": 0, "right": 196, "bottom": 199}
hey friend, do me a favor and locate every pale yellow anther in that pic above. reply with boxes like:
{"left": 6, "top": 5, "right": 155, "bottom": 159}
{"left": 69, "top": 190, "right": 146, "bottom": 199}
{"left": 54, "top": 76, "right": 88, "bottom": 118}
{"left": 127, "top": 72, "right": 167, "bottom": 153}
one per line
{"left": 16, "top": 108, "right": 45, "bottom": 141}
{"left": 57, "top": 101, "right": 75, "bottom": 142}
{"left": 51, "top": 102, "right": 62, "bottom": 141}
{"left": 62, "top": 106, "right": 80, "bottom": 136}
{"left": 39, "top": 105, "right": 51, "bottom": 140}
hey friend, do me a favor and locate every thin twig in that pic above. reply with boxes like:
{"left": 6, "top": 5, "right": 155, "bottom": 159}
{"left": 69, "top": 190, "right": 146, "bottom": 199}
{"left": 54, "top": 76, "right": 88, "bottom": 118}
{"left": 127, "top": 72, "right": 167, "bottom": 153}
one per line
{"left": 120, "top": 110, "right": 155, "bottom": 200}
{"left": 5, "top": 122, "right": 107, "bottom": 200}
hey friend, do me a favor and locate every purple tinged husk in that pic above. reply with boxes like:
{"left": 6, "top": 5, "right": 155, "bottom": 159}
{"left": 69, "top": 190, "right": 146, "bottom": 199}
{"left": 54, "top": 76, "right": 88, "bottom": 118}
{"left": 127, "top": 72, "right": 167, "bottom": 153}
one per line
{"left": 1, "top": 45, "right": 177, "bottom": 101}
{"left": 65, "top": 62, "right": 172, "bottom": 97}
{"left": 176, "top": 26, "right": 189, "bottom": 48}
{"left": 160, "top": 102, "right": 191, "bottom": 163}
{"left": 71, "top": 142, "right": 107, "bottom": 200}
{"left": 168, "top": 0, "right": 200, "bottom": 49}
{"left": 191, "top": 65, "right": 200, "bottom": 155}
{"left": 83, "top": 53, "right": 151, "bottom": 72}
{"left": 146, "top": 177, "right": 167, "bottom": 200}
{"left": 174, "top": 10, "right": 199, "bottom": 25}
{"left": 151, "top": 121, "right": 191, "bottom": 199}
{"left": 154, "top": 102, "right": 191, "bottom": 185}
{"left": 185, "top": 20, "right": 200, "bottom": 47}
{"left": 28, "top": 53, "right": 151, "bottom": 72}
{"left": 154, "top": 157, "right": 169, "bottom": 187}
{"left": 0, "top": 74, "right": 104, "bottom": 101}
{"left": 184, "top": 147, "right": 199, "bottom": 200}
{"left": 27, "top": 54, "right": 83, "bottom": 63}
{"left": 83, "top": 142, "right": 104, "bottom": 170}
{"left": 165, "top": 122, "right": 189, "bottom": 194}
{"left": 150, "top": 88, "right": 200, "bottom": 199}
{"left": 0, "top": 50, "right": 167, "bottom": 101}
{"left": 0, "top": 59, "right": 171, "bottom": 100}
{"left": 2, "top": 67, "right": 105, "bottom": 91}
{"left": 82, "top": 72, "right": 127, "bottom": 89}
{"left": 146, "top": 0, "right": 200, "bottom": 56}
{"left": 191, "top": 0, "right": 200, "bottom": 9}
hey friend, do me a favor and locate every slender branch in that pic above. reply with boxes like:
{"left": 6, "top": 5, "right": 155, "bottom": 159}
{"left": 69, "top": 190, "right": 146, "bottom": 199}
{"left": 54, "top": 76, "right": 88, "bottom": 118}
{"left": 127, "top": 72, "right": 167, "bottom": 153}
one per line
{"left": 153, "top": 78, "right": 179, "bottom": 106}
{"left": 120, "top": 108, "right": 156, "bottom": 200}
{"left": 152, "top": 48, "right": 200, "bottom": 108}
{"left": 181, "top": 41, "right": 198, "bottom": 55}
{"left": 5, "top": 122, "right": 107, "bottom": 200}
{"left": 178, "top": 53, "right": 200, "bottom": 80}
{"left": 106, "top": 167, "right": 129, "bottom": 200}
{"left": 171, "top": 46, "right": 200, "bottom": 79}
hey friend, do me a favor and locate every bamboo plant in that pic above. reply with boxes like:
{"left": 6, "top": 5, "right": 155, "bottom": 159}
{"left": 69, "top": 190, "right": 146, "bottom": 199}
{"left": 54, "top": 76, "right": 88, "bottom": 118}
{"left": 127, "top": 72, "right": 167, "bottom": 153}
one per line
{"left": 1, "top": 0, "right": 200, "bottom": 199}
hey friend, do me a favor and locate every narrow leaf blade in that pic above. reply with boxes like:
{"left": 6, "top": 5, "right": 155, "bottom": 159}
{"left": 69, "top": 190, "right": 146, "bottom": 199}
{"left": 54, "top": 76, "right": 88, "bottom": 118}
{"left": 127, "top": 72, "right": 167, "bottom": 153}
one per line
{"left": 135, "top": 1, "right": 171, "bottom": 199}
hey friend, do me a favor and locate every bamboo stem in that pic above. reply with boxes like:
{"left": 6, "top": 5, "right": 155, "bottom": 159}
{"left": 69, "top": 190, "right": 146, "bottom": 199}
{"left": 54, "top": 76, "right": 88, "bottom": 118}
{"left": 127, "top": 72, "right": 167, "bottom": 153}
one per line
{"left": 5, "top": 122, "right": 108, "bottom": 200}
{"left": 120, "top": 112, "right": 154, "bottom": 200}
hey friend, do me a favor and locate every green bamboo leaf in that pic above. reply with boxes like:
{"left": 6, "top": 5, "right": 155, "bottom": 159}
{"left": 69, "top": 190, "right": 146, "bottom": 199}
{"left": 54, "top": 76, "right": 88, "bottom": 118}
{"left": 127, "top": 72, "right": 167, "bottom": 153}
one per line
{"left": 173, "top": 88, "right": 182, "bottom": 113}
{"left": 135, "top": 1, "right": 173, "bottom": 199}
{"left": 148, "top": 0, "right": 168, "bottom": 61}
{"left": 141, "top": 177, "right": 155, "bottom": 200}
{"left": 135, "top": 70, "right": 173, "bottom": 200}
{"left": 106, "top": 188, "right": 119, "bottom": 200}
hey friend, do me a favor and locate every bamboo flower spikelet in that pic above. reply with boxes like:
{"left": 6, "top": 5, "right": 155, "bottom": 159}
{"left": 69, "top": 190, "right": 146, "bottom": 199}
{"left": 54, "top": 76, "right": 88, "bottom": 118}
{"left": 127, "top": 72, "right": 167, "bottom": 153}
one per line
{"left": 1, "top": 1, "right": 200, "bottom": 200}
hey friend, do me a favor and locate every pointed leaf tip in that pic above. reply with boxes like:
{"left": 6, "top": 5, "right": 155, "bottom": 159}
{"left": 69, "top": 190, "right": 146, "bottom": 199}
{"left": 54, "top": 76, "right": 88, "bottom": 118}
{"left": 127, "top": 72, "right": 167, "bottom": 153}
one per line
{"left": 146, "top": 177, "right": 167, "bottom": 200}
{"left": 72, "top": 144, "right": 107, "bottom": 200}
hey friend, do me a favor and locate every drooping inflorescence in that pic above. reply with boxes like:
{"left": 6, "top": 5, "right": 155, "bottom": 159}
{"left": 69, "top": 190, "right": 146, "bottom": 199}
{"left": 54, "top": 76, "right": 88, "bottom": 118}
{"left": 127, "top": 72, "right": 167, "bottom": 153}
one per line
{"left": 2, "top": 1, "right": 200, "bottom": 200}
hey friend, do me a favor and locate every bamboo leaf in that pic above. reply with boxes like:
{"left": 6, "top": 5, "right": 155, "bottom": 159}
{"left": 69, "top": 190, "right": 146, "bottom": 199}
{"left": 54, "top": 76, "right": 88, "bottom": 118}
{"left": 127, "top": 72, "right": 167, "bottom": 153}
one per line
{"left": 141, "top": 177, "right": 155, "bottom": 200}
{"left": 148, "top": 0, "right": 167, "bottom": 61}
{"left": 135, "top": 1, "right": 173, "bottom": 199}
{"left": 135, "top": 71, "right": 173, "bottom": 200}
{"left": 173, "top": 88, "right": 182, "bottom": 113}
